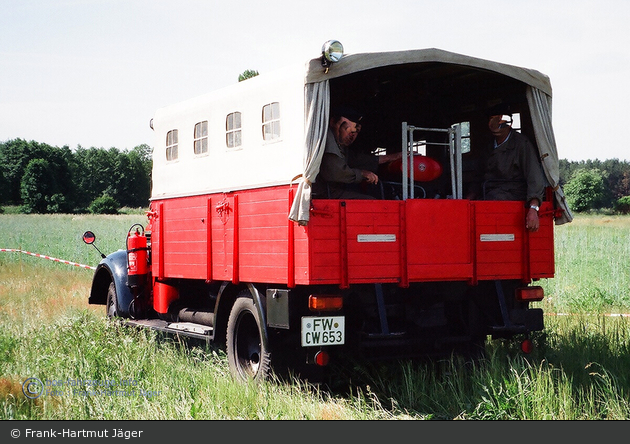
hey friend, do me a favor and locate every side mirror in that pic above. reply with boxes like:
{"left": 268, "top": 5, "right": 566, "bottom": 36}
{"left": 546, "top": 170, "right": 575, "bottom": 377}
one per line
{"left": 82, "top": 231, "right": 106, "bottom": 258}
{"left": 82, "top": 231, "right": 96, "bottom": 245}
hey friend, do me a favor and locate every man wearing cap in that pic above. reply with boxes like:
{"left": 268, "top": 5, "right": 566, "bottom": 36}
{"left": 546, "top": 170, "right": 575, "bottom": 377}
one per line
{"left": 478, "top": 105, "right": 546, "bottom": 232}
{"left": 313, "top": 106, "right": 402, "bottom": 199}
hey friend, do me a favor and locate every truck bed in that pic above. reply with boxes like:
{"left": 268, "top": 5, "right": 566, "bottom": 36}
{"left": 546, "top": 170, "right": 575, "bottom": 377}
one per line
{"left": 149, "top": 185, "right": 554, "bottom": 287}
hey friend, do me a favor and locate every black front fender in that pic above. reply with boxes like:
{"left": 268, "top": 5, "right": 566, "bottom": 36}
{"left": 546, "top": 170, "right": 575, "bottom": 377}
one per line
{"left": 88, "top": 249, "right": 134, "bottom": 317}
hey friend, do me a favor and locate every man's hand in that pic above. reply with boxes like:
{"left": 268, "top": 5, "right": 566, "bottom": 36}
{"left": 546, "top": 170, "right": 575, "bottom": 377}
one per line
{"left": 525, "top": 208, "right": 539, "bottom": 232}
{"left": 362, "top": 170, "right": 379, "bottom": 184}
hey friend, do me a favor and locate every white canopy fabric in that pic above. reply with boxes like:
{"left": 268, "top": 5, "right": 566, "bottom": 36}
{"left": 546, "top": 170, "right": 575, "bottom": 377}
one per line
{"left": 288, "top": 48, "right": 572, "bottom": 225}
{"left": 526, "top": 87, "right": 573, "bottom": 224}
{"left": 288, "top": 81, "right": 329, "bottom": 225}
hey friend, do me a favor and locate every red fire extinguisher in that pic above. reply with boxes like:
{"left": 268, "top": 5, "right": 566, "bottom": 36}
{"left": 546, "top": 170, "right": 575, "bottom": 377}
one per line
{"left": 127, "top": 224, "right": 148, "bottom": 289}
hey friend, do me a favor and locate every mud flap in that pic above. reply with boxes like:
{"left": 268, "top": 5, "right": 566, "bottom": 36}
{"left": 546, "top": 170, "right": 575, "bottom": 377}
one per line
{"left": 510, "top": 308, "right": 544, "bottom": 332}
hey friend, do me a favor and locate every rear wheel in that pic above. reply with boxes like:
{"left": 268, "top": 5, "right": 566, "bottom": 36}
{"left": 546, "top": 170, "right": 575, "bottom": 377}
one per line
{"left": 226, "top": 292, "right": 272, "bottom": 381}
{"left": 106, "top": 282, "right": 119, "bottom": 318}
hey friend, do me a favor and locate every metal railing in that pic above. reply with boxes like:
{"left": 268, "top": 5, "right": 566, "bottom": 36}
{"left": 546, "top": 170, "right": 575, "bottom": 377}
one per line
{"left": 401, "top": 122, "right": 463, "bottom": 200}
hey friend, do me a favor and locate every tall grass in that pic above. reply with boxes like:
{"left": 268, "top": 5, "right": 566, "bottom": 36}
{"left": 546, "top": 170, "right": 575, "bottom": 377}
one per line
{"left": 0, "top": 264, "right": 394, "bottom": 420}
{"left": 1, "top": 214, "right": 630, "bottom": 419}
{"left": 538, "top": 214, "right": 630, "bottom": 314}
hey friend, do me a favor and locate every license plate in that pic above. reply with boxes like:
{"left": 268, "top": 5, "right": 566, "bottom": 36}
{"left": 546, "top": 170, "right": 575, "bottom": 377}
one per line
{"left": 301, "top": 316, "right": 345, "bottom": 347}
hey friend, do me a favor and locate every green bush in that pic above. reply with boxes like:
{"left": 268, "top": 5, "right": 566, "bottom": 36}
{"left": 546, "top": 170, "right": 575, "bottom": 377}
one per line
{"left": 564, "top": 168, "right": 606, "bottom": 212}
{"left": 615, "top": 196, "right": 630, "bottom": 214}
{"left": 88, "top": 195, "right": 120, "bottom": 214}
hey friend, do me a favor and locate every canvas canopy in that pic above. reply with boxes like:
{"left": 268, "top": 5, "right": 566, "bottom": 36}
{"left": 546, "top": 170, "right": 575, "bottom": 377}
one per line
{"left": 288, "top": 48, "right": 573, "bottom": 225}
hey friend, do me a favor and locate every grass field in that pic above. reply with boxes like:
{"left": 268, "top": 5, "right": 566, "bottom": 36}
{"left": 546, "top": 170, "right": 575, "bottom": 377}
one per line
{"left": 1, "top": 213, "right": 630, "bottom": 419}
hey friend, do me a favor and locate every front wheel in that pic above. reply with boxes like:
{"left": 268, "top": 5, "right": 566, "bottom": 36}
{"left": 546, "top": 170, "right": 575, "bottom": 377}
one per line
{"left": 106, "top": 281, "right": 119, "bottom": 318}
{"left": 226, "top": 293, "right": 273, "bottom": 381}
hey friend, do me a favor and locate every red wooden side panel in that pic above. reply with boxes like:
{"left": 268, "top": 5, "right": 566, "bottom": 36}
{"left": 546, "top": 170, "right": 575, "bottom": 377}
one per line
{"left": 344, "top": 200, "right": 402, "bottom": 282}
{"left": 237, "top": 187, "right": 292, "bottom": 284}
{"left": 474, "top": 201, "right": 527, "bottom": 279}
{"left": 150, "top": 190, "right": 555, "bottom": 287}
{"left": 154, "top": 196, "right": 208, "bottom": 279}
{"left": 528, "top": 202, "right": 555, "bottom": 278}
{"left": 305, "top": 198, "right": 555, "bottom": 285}
{"left": 153, "top": 186, "right": 304, "bottom": 285}
{"left": 405, "top": 199, "right": 473, "bottom": 281}
{"left": 292, "top": 221, "right": 310, "bottom": 285}
{"left": 306, "top": 200, "right": 342, "bottom": 283}
{"left": 306, "top": 200, "right": 405, "bottom": 284}
{"left": 307, "top": 200, "right": 405, "bottom": 284}
{"left": 473, "top": 200, "right": 555, "bottom": 281}
{"left": 211, "top": 194, "right": 235, "bottom": 282}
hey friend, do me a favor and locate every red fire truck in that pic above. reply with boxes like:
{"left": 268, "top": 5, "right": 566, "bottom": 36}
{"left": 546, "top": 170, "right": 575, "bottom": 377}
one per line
{"left": 85, "top": 41, "right": 573, "bottom": 382}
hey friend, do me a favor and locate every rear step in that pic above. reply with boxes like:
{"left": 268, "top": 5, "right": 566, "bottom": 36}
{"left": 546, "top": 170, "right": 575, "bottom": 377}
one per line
{"left": 123, "top": 319, "right": 214, "bottom": 341}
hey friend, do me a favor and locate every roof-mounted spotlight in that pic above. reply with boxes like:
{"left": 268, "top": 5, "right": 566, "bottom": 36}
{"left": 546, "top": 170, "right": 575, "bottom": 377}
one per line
{"left": 321, "top": 40, "right": 344, "bottom": 72}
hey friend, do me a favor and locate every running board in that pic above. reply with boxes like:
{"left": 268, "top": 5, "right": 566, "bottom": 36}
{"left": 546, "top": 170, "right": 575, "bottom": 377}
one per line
{"left": 123, "top": 319, "right": 214, "bottom": 341}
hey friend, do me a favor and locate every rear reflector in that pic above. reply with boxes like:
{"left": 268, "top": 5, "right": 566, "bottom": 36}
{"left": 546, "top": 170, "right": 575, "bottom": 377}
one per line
{"left": 314, "top": 351, "right": 330, "bottom": 366}
{"left": 308, "top": 295, "right": 343, "bottom": 311}
{"left": 516, "top": 286, "right": 544, "bottom": 302}
{"left": 521, "top": 338, "right": 534, "bottom": 354}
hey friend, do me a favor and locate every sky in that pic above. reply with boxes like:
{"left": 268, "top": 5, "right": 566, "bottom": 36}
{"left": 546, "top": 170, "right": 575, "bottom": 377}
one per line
{"left": 1, "top": 0, "right": 629, "bottom": 162}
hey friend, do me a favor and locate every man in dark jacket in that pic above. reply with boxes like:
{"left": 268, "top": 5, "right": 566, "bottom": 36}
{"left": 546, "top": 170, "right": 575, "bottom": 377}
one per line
{"left": 313, "top": 106, "right": 401, "bottom": 199}
{"left": 478, "top": 105, "right": 546, "bottom": 232}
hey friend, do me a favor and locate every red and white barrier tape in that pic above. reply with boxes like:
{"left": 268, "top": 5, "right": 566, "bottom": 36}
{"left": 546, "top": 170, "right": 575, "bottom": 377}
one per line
{"left": 2, "top": 250, "right": 629, "bottom": 317}
{"left": 545, "top": 312, "right": 630, "bottom": 317}
{"left": 0, "top": 248, "right": 96, "bottom": 270}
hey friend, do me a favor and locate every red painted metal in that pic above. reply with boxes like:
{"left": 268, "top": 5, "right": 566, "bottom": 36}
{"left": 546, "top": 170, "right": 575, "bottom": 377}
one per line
{"left": 149, "top": 184, "right": 555, "bottom": 288}
{"left": 339, "top": 201, "right": 348, "bottom": 289}
{"left": 153, "top": 280, "right": 179, "bottom": 314}
{"left": 287, "top": 187, "right": 295, "bottom": 288}
{"left": 398, "top": 202, "right": 408, "bottom": 287}
{"left": 206, "top": 197, "right": 213, "bottom": 281}
{"left": 157, "top": 202, "right": 164, "bottom": 280}
{"left": 232, "top": 194, "right": 239, "bottom": 285}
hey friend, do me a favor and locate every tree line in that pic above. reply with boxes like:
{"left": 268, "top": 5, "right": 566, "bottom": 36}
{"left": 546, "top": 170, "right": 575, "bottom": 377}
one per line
{"left": 559, "top": 158, "right": 630, "bottom": 213}
{"left": 0, "top": 139, "right": 151, "bottom": 214}
{"left": 1, "top": 138, "right": 629, "bottom": 214}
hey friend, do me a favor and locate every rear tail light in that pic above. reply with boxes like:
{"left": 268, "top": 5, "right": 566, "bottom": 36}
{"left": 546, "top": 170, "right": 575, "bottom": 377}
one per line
{"left": 308, "top": 294, "right": 343, "bottom": 311}
{"left": 515, "top": 286, "right": 544, "bottom": 302}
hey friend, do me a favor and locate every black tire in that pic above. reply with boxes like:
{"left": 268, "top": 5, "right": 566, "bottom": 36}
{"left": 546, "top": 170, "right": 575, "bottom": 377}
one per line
{"left": 106, "top": 281, "right": 119, "bottom": 319}
{"left": 226, "top": 293, "right": 272, "bottom": 381}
